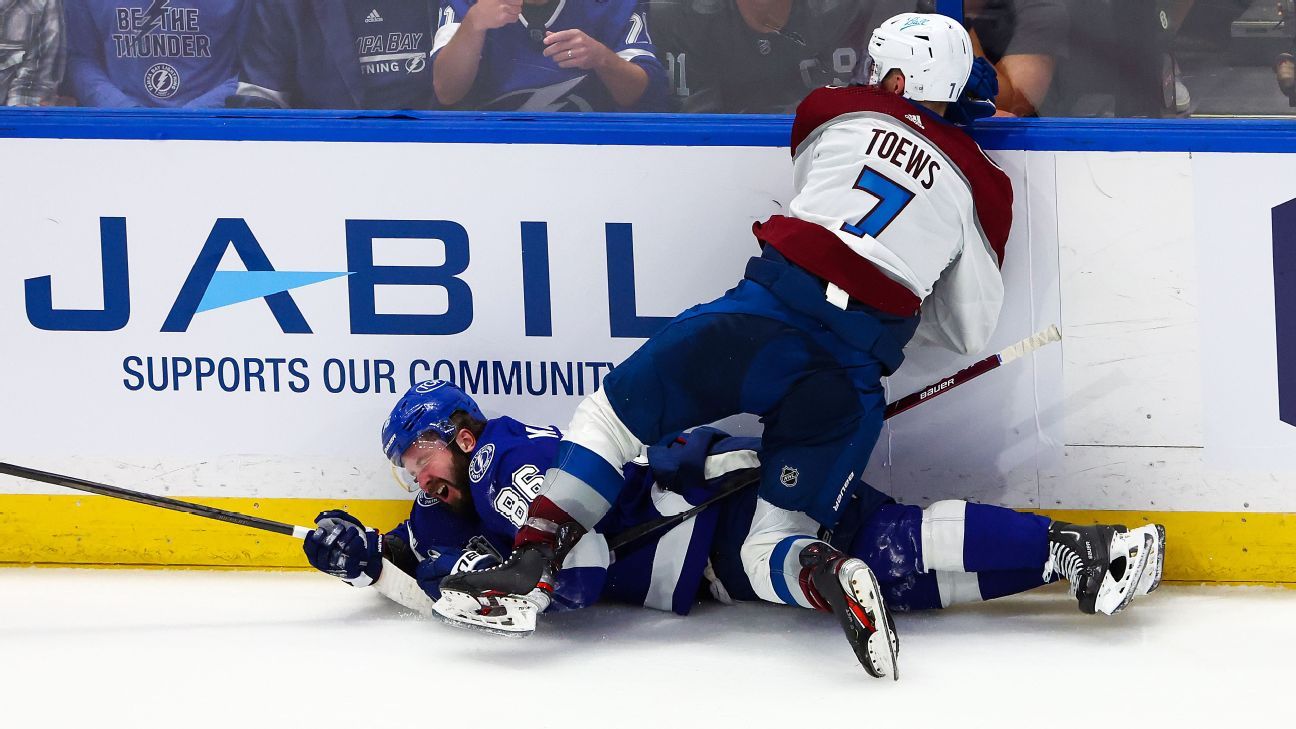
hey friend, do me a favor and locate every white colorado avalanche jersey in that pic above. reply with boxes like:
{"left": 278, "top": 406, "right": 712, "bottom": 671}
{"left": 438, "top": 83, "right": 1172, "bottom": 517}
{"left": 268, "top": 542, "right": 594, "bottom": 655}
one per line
{"left": 753, "top": 84, "right": 1013, "bottom": 354}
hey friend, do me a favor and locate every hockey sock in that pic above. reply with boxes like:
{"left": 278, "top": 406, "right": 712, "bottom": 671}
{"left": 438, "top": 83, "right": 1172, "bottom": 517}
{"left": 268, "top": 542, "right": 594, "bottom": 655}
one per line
{"left": 538, "top": 441, "right": 632, "bottom": 530}
{"left": 766, "top": 535, "right": 825, "bottom": 609}
{"left": 921, "top": 501, "right": 1051, "bottom": 573}
{"left": 514, "top": 495, "right": 578, "bottom": 549}
{"left": 880, "top": 568, "right": 1054, "bottom": 611}
{"left": 976, "top": 568, "right": 1054, "bottom": 599}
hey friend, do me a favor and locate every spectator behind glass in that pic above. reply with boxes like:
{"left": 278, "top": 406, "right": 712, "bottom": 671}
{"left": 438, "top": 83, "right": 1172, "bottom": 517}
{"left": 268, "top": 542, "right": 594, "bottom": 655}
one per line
{"left": 233, "top": 0, "right": 438, "bottom": 110}
{"left": 65, "top": 0, "right": 247, "bottom": 107}
{"left": 648, "top": 0, "right": 880, "bottom": 114}
{"left": 432, "top": 0, "right": 668, "bottom": 111}
{"left": 1278, "top": 50, "right": 1296, "bottom": 108}
{"left": 957, "top": 0, "right": 1068, "bottom": 117}
{"left": 2, "top": 0, "right": 66, "bottom": 106}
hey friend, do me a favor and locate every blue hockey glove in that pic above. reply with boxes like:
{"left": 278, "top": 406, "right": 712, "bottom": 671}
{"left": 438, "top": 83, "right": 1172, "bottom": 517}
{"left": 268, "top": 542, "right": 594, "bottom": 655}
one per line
{"left": 946, "top": 57, "right": 999, "bottom": 126}
{"left": 415, "top": 536, "right": 502, "bottom": 600}
{"left": 965, "top": 57, "right": 998, "bottom": 102}
{"left": 303, "top": 510, "right": 383, "bottom": 587}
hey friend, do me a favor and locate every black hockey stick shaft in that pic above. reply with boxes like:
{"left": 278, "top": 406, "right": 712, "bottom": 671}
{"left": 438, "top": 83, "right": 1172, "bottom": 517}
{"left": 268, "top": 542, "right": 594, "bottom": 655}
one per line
{"left": 0, "top": 462, "right": 313, "bottom": 539}
{"left": 606, "top": 325, "right": 1063, "bottom": 552}
{"left": 607, "top": 468, "right": 760, "bottom": 554}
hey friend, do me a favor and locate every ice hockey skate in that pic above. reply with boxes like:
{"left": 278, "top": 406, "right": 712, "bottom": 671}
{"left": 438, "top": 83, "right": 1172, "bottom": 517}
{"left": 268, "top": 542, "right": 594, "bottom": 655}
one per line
{"left": 1045, "top": 522, "right": 1159, "bottom": 615}
{"left": 434, "top": 542, "right": 556, "bottom": 635}
{"left": 801, "top": 542, "right": 900, "bottom": 680}
{"left": 433, "top": 583, "right": 552, "bottom": 637}
{"left": 437, "top": 516, "right": 590, "bottom": 635}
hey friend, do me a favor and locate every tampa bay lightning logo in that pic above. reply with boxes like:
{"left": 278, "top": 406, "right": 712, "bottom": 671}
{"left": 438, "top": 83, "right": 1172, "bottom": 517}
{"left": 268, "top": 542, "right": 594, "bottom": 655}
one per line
{"left": 485, "top": 76, "right": 596, "bottom": 112}
{"left": 144, "top": 63, "right": 180, "bottom": 99}
{"left": 469, "top": 443, "right": 495, "bottom": 483}
{"left": 406, "top": 54, "right": 426, "bottom": 74}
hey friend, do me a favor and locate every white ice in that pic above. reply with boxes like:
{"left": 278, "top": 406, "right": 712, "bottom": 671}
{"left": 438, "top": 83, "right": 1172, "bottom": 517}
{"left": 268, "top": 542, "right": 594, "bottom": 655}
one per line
{"left": 2, "top": 568, "right": 1291, "bottom": 729}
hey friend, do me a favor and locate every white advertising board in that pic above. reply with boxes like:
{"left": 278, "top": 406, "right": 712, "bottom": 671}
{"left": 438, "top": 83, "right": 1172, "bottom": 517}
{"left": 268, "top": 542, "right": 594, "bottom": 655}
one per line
{"left": 0, "top": 136, "right": 1058, "bottom": 501}
{"left": 1194, "top": 153, "right": 1296, "bottom": 471}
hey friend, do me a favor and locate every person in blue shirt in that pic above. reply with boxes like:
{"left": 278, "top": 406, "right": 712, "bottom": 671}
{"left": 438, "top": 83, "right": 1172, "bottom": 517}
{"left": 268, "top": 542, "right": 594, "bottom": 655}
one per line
{"left": 64, "top": 0, "right": 247, "bottom": 107}
{"left": 431, "top": 0, "right": 668, "bottom": 111}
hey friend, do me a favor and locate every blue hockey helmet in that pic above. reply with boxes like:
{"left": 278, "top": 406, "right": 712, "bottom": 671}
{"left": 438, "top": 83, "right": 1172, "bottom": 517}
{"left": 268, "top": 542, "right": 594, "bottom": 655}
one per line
{"left": 381, "top": 380, "right": 485, "bottom": 467}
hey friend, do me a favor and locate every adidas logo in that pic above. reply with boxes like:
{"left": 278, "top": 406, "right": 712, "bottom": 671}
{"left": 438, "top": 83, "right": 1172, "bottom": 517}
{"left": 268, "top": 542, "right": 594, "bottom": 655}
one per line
{"left": 365, "top": 9, "right": 383, "bottom": 23}
{"left": 904, "top": 113, "right": 924, "bottom": 129}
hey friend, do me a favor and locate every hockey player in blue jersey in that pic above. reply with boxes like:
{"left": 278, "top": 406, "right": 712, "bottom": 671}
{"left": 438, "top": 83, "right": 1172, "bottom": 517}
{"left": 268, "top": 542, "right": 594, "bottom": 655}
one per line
{"left": 437, "top": 13, "right": 1166, "bottom": 679}
{"left": 304, "top": 380, "right": 1166, "bottom": 653}
{"left": 302, "top": 380, "right": 764, "bottom": 631}
{"left": 431, "top": 0, "right": 669, "bottom": 111}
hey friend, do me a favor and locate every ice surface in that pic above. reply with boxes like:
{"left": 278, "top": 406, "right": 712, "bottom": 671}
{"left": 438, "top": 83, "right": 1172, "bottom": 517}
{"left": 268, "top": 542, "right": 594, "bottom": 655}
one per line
{"left": 1, "top": 568, "right": 1290, "bottom": 728}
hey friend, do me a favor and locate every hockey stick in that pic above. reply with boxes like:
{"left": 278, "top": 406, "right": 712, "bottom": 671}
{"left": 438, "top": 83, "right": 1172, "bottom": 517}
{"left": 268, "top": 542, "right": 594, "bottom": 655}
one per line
{"left": 882, "top": 324, "right": 1062, "bottom": 419}
{"left": 603, "top": 324, "right": 1064, "bottom": 553}
{"left": 0, "top": 462, "right": 315, "bottom": 539}
{"left": 607, "top": 468, "right": 760, "bottom": 554}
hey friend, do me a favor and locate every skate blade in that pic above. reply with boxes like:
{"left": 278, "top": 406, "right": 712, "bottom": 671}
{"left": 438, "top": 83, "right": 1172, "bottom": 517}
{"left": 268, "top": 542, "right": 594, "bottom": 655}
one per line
{"left": 1099, "top": 532, "right": 1154, "bottom": 616}
{"left": 1134, "top": 524, "right": 1167, "bottom": 596}
{"left": 433, "top": 589, "right": 538, "bottom": 636}
{"left": 844, "top": 565, "right": 900, "bottom": 681}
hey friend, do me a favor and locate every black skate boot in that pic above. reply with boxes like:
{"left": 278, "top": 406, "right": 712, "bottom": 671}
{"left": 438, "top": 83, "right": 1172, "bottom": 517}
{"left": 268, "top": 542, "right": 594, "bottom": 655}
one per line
{"left": 437, "top": 510, "right": 586, "bottom": 634}
{"left": 800, "top": 542, "right": 899, "bottom": 680}
{"left": 1046, "top": 522, "right": 1154, "bottom": 615}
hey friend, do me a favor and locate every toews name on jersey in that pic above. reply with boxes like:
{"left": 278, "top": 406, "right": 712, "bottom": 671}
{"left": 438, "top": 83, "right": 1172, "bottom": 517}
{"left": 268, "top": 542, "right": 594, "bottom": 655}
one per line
{"left": 753, "top": 84, "right": 1013, "bottom": 354}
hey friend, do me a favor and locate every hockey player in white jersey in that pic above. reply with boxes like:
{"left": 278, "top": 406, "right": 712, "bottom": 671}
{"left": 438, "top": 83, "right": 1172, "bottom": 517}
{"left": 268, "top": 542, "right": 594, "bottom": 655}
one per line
{"left": 440, "top": 13, "right": 1165, "bottom": 679}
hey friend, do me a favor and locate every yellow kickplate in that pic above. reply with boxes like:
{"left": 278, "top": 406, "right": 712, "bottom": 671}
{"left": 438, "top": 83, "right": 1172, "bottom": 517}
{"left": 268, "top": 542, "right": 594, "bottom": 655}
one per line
{"left": 0, "top": 494, "right": 409, "bottom": 568}
{"left": 0, "top": 495, "right": 1291, "bottom": 583}
{"left": 1038, "top": 510, "right": 1296, "bottom": 585}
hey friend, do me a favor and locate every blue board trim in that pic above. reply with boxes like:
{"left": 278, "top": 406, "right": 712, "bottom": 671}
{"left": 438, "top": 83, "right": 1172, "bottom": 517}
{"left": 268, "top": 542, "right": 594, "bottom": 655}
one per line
{"left": 935, "top": 0, "right": 965, "bottom": 22}
{"left": 3, "top": 108, "right": 1296, "bottom": 153}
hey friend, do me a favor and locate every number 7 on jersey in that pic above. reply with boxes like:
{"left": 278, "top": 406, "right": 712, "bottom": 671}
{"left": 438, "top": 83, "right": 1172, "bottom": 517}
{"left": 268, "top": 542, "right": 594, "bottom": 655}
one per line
{"left": 840, "top": 166, "right": 914, "bottom": 238}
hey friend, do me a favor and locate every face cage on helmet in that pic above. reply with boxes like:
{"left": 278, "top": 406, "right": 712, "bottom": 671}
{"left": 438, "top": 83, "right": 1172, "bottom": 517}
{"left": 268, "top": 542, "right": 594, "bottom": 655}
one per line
{"left": 389, "top": 433, "right": 451, "bottom": 493}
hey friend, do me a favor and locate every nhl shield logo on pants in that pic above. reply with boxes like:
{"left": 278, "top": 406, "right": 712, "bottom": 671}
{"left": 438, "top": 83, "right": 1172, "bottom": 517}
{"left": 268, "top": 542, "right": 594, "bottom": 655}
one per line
{"left": 780, "top": 466, "right": 799, "bottom": 487}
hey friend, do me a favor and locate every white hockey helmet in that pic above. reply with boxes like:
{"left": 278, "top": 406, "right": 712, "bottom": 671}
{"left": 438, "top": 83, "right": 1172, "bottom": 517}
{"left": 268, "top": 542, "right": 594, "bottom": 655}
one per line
{"left": 858, "top": 13, "right": 973, "bottom": 103}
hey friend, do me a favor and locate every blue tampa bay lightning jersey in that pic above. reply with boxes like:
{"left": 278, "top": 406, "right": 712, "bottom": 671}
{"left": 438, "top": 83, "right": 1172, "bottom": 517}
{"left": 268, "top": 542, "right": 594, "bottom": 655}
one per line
{"left": 385, "top": 416, "right": 760, "bottom": 614}
{"left": 431, "top": 0, "right": 668, "bottom": 111}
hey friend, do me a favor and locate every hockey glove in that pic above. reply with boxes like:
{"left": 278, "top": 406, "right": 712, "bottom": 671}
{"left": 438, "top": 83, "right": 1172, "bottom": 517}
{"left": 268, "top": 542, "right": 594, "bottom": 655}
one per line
{"left": 945, "top": 57, "right": 999, "bottom": 126}
{"left": 965, "top": 57, "right": 999, "bottom": 102}
{"left": 415, "top": 536, "right": 502, "bottom": 600}
{"left": 303, "top": 509, "right": 383, "bottom": 587}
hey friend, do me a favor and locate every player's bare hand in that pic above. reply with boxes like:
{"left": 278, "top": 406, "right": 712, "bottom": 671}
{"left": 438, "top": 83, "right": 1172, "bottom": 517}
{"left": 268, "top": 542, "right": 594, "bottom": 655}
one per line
{"left": 464, "top": 0, "right": 523, "bottom": 31}
{"left": 543, "top": 29, "right": 614, "bottom": 70}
